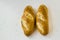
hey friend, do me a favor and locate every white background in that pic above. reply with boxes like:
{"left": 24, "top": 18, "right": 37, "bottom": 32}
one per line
{"left": 0, "top": 0, "right": 60, "bottom": 40}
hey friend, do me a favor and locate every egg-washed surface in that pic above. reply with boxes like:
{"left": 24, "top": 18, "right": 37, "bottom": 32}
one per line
{"left": 21, "top": 6, "right": 35, "bottom": 36}
{"left": 36, "top": 4, "right": 49, "bottom": 35}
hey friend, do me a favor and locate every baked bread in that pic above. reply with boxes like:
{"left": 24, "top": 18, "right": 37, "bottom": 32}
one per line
{"left": 21, "top": 6, "right": 35, "bottom": 36}
{"left": 36, "top": 4, "right": 49, "bottom": 35}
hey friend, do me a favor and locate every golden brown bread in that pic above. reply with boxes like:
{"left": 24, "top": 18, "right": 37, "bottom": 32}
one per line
{"left": 36, "top": 4, "right": 49, "bottom": 35}
{"left": 21, "top": 6, "right": 35, "bottom": 36}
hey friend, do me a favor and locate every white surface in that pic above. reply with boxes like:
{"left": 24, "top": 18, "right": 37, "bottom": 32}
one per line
{"left": 0, "top": 0, "right": 60, "bottom": 40}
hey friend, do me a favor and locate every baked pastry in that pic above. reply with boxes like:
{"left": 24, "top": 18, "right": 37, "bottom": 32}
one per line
{"left": 21, "top": 6, "right": 35, "bottom": 36}
{"left": 36, "top": 4, "right": 49, "bottom": 35}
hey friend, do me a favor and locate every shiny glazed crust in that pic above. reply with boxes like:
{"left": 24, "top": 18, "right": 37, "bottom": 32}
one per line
{"left": 21, "top": 6, "right": 35, "bottom": 36}
{"left": 36, "top": 4, "right": 49, "bottom": 35}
